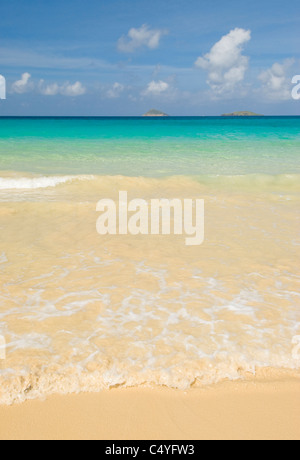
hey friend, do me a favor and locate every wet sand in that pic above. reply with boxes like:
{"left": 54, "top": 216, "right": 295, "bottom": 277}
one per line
{"left": 0, "top": 373, "right": 299, "bottom": 440}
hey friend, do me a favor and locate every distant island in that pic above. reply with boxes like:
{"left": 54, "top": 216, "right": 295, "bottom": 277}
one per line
{"left": 221, "top": 111, "right": 263, "bottom": 117}
{"left": 143, "top": 109, "right": 169, "bottom": 117}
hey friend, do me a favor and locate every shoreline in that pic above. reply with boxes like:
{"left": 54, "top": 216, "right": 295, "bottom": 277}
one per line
{"left": 0, "top": 372, "right": 299, "bottom": 440}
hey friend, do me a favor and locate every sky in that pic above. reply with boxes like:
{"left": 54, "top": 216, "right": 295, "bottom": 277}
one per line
{"left": 0, "top": 0, "right": 299, "bottom": 115}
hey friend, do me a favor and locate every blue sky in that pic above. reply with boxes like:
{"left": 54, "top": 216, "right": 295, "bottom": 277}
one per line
{"left": 0, "top": 0, "right": 299, "bottom": 115}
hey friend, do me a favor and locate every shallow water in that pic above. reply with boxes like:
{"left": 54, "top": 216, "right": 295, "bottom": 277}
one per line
{"left": 0, "top": 117, "right": 300, "bottom": 176}
{"left": 0, "top": 117, "right": 299, "bottom": 404}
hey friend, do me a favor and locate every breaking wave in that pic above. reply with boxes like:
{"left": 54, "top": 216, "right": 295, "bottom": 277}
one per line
{"left": 0, "top": 175, "right": 93, "bottom": 190}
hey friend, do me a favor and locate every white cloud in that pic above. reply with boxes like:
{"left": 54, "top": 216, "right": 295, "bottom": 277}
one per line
{"left": 106, "top": 82, "right": 125, "bottom": 98}
{"left": 118, "top": 24, "right": 167, "bottom": 53}
{"left": 258, "top": 59, "right": 295, "bottom": 101}
{"left": 0, "top": 75, "right": 6, "bottom": 99}
{"left": 11, "top": 73, "right": 32, "bottom": 93}
{"left": 38, "top": 80, "right": 60, "bottom": 96}
{"left": 38, "top": 80, "right": 86, "bottom": 97}
{"left": 142, "top": 80, "right": 169, "bottom": 96}
{"left": 195, "top": 28, "right": 251, "bottom": 95}
{"left": 61, "top": 81, "right": 86, "bottom": 96}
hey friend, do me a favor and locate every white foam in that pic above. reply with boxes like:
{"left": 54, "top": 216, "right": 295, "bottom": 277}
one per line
{"left": 7, "top": 333, "right": 53, "bottom": 353}
{"left": 0, "top": 259, "right": 299, "bottom": 405}
{"left": 0, "top": 252, "right": 8, "bottom": 264}
{"left": 0, "top": 175, "right": 93, "bottom": 190}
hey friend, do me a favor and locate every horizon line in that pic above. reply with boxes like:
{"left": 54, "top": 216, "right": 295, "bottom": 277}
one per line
{"left": 0, "top": 114, "right": 300, "bottom": 118}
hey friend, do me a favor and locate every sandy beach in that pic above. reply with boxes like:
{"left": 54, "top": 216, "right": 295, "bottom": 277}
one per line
{"left": 0, "top": 372, "right": 299, "bottom": 440}
{"left": 0, "top": 118, "right": 299, "bottom": 440}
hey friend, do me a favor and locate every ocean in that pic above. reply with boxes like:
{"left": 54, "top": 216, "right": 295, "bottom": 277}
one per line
{"left": 0, "top": 116, "right": 299, "bottom": 404}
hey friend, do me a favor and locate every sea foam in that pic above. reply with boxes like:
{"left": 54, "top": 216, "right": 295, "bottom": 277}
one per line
{"left": 0, "top": 175, "right": 92, "bottom": 190}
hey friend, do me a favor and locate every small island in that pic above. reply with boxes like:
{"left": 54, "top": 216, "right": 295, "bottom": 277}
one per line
{"left": 221, "top": 111, "right": 263, "bottom": 117}
{"left": 143, "top": 109, "right": 169, "bottom": 117}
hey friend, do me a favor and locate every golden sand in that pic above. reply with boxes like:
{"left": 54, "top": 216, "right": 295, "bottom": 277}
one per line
{"left": 0, "top": 373, "right": 299, "bottom": 440}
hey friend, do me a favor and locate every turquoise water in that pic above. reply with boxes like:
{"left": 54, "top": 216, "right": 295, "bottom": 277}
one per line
{"left": 0, "top": 116, "right": 299, "bottom": 176}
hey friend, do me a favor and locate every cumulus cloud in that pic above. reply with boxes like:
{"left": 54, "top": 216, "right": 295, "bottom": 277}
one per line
{"left": 106, "top": 82, "right": 125, "bottom": 98}
{"left": 195, "top": 28, "right": 251, "bottom": 95}
{"left": 11, "top": 73, "right": 32, "bottom": 93}
{"left": 142, "top": 80, "right": 169, "bottom": 96}
{"left": 61, "top": 81, "right": 86, "bottom": 96}
{"left": 118, "top": 24, "right": 167, "bottom": 53}
{"left": 38, "top": 80, "right": 86, "bottom": 97}
{"left": 38, "top": 80, "right": 60, "bottom": 96}
{"left": 258, "top": 59, "right": 295, "bottom": 101}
